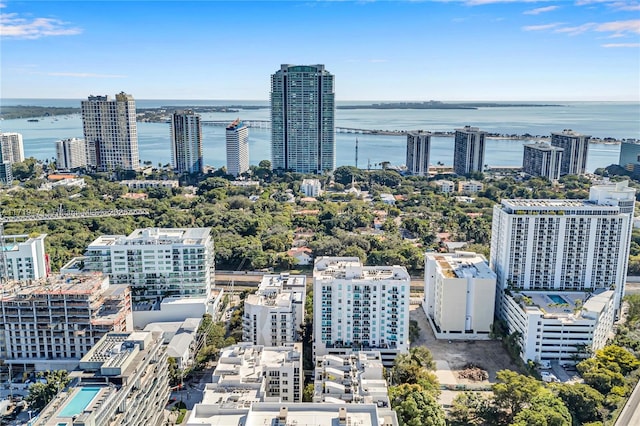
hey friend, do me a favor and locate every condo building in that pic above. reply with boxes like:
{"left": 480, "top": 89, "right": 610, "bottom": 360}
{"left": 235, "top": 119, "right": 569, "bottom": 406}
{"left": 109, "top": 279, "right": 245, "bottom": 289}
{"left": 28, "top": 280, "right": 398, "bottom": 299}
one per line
{"left": 171, "top": 110, "right": 203, "bottom": 174}
{"left": 406, "top": 132, "right": 431, "bottom": 176}
{"left": 501, "top": 289, "right": 616, "bottom": 364}
{"left": 0, "top": 234, "right": 48, "bottom": 282}
{"left": 458, "top": 180, "right": 484, "bottom": 194}
{"left": 301, "top": 178, "right": 322, "bottom": 197}
{"left": 226, "top": 118, "right": 249, "bottom": 177}
{"left": 619, "top": 140, "right": 640, "bottom": 176}
{"left": 34, "top": 331, "right": 169, "bottom": 426}
{"left": 522, "top": 143, "right": 564, "bottom": 181}
{"left": 490, "top": 181, "right": 635, "bottom": 311}
{"left": 453, "top": 126, "right": 486, "bottom": 175}
{"left": 424, "top": 252, "right": 496, "bottom": 339}
{"left": 243, "top": 273, "right": 306, "bottom": 346}
{"left": 550, "top": 129, "right": 590, "bottom": 176}
{"left": 313, "top": 257, "right": 410, "bottom": 366}
{"left": 0, "top": 273, "right": 132, "bottom": 371}
{"left": 81, "top": 92, "right": 140, "bottom": 171}
{"left": 83, "top": 228, "right": 215, "bottom": 304}
{"left": 55, "top": 138, "right": 87, "bottom": 170}
{"left": 0, "top": 132, "right": 24, "bottom": 163}
{"left": 271, "top": 64, "right": 335, "bottom": 174}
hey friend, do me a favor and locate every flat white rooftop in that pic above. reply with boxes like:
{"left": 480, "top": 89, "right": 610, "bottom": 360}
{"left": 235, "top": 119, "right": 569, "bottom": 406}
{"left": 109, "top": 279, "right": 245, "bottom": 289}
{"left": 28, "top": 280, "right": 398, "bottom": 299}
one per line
{"left": 429, "top": 252, "right": 496, "bottom": 280}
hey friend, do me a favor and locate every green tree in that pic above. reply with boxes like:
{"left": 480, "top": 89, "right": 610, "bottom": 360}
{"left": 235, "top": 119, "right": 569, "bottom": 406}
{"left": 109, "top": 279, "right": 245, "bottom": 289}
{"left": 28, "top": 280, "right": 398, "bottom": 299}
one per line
{"left": 554, "top": 383, "right": 604, "bottom": 425}
{"left": 392, "top": 346, "right": 436, "bottom": 386}
{"left": 389, "top": 384, "right": 446, "bottom": 426}
{"left": 492, "top": 370, "right": 543, "bottom": 423}
{"left": 511, "top": 388, "right": 571, "bottom": 426}
{"left": 302, "top": 383, "right": 315, "bottom": 402}
{"left": 25, "top": 370, "right": 70, "bottom": 411}
{"left": 448, "top": 391, "right": 491, "bottom": 425}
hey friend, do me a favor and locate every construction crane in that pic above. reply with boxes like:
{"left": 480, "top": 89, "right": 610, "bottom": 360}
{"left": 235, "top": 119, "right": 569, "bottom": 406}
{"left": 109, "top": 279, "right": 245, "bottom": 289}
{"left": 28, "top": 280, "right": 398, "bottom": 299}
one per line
{"left": 0, "top": 206, "right": 149, "bottom": 284}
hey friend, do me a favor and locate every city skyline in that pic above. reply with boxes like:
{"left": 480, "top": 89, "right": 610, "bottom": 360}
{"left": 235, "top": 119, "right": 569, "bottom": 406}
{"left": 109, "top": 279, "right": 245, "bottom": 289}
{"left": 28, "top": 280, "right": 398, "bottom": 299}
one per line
{"left": 1, "top": 1, "right": 639, "bottom": 101}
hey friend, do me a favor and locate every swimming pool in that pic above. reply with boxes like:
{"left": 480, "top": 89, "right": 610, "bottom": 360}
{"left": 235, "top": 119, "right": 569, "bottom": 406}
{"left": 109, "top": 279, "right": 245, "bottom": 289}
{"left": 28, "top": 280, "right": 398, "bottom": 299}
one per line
{"left": 548, "top": 294, "right": 566, "bottom": 304}
{"left": 58, "top": 387, "right": 102, "bottom": 417}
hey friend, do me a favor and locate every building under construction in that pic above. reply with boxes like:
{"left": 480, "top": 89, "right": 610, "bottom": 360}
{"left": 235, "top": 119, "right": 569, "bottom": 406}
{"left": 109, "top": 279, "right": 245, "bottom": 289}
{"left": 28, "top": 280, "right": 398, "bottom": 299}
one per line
{"left": 0, "top": 272, "right": 132, "bottom": 371}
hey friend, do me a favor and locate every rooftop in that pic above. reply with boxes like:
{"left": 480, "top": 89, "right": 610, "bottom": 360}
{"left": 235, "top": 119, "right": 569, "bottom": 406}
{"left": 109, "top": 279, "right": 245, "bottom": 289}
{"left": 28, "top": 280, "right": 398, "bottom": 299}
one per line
{"left": 512, "top": 289, "right": 614, "bottom": 322}
{"left": 88, "top": 227, "right": 211, "bottom": 247}
{"left": 428, "top": 252, "right": 496, "bottom": 280}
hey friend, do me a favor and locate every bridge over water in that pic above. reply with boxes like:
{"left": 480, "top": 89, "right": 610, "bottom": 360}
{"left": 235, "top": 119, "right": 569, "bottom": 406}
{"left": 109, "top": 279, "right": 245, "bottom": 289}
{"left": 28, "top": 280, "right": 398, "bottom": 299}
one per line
{"left": 201, "top": 120, "right": 412, "bottom": 135}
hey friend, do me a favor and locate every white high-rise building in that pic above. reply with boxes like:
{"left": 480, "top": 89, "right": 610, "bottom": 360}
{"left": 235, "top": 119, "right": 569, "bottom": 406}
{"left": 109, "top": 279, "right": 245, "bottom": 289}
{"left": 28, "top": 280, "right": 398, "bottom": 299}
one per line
{"left": 490, "top": 181, "right": 636, "bottom": 312}
{"left": 271, "top": 64, "right": 335, "bottom": 174}
{"left": 522, "top": 143, "right": 563, "bottom": 181}
{"left": 56, "top": 137, "right": 87, "bottom": 170}
{"left": 0, "top": 234, "right": 48, "bottom": 282}
{"left": 424, "top": 252, "right": 496, "bottom": 340}
{"left": 453, "top": 126, "right": 486, "bottom": 175}
{"left": 81, "top": 92, "right": 140, "bottom": 171}
{"left": 243, "top": 273, "right": 306, "bottom": 346}
{"left": 226, "top": 118, "right": 249, "bottom": 176}
{"left": 313, "top": 257, "right": 410, "bottom": 366}
{"left": 0, "top": 132, "right": 24, "bottom": 163}
{"left": 83, "top": 228, "right": 215, "bottom": 304}
{"left": 406, "top": 132, "right": 431, "bottom": 176}
{"left": 170, "top": 110, "right": 203, "bottom": 174}
{"left": 550, "top": 129, "right": 590, "bottom": 176}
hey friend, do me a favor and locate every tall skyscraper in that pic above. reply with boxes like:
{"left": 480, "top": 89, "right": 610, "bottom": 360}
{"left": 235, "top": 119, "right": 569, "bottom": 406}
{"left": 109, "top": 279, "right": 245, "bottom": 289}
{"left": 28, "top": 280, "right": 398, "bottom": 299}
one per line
{"left": 271, "top": 64, "right": 335, "bottom": 174}
{"left": 453, "top": 126, "right": 486, "bottom": 175}
{"left": 226, "top": 118, "right": 249, "bottom": 177}
{"left": 490, "top": 181, "right": 635, "bottom": 311}
{"left": 522, "top": 143, "right": 563, "bottom": 181}
{"left": 56, "top": 137, "right": 87, "bottom": 170}
{"left": 81, "top": 92, "right": 140, "bottom": 171}
{"left": 406, "top": 132, "right": 431, "bottom": 176}
{"left": 170, "top": 110, "right": 203, "bottom": 174}
{"left": 0, "top": 148, "right": 12, "bottom": 185}
{"left": 0, "top": 132, "right": 24, "bottom": 163}
{"left": 550, "top": 129, "right": 590, "bottom": 176}
{"left": 619, "top": 140, "right": 640, "bottom": 176}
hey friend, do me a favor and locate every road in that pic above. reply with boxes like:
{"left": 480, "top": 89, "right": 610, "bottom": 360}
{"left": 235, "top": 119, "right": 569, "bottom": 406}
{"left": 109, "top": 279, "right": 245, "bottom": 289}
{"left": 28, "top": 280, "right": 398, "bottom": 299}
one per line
{"left": 615, "top": 377, "right": 640, "bottom": 426}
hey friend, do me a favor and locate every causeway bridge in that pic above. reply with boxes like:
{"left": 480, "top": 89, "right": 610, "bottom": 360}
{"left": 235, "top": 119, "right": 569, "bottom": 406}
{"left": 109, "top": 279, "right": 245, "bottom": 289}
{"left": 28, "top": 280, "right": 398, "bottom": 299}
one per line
{"left": 201, "top": 120, "right": 411, "bottom": 135}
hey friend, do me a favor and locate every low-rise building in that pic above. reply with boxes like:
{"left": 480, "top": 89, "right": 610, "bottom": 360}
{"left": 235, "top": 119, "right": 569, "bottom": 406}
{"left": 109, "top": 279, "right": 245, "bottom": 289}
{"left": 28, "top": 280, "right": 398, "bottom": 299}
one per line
{"left": 0, "top": 273, "right": 132, "bottom": 371}
{"left": 424, "top": 252, "right": 496, "bottom": 340}
{"left": 301, "top": 178, "right": 322, "bottom": 197}
{"left": 39, "top": 177, "right": 86, "bottom": 191}
{"left": 458, "top": 180, "right": 483, "bottom": 194}
{"left": 144, "top": 317, "right": 201, "bottom": 369}
{"left": 379, "top": 193, "right": 396, "bottom": 205}
{"left": 434, "top": 180, "right": 455, "bottom": 194}
{"left": 313, "top": 257, "right": 411, "bottom": 366}
{"left": 502, "top": 289, "right": 615, "bottom": 364}
{"left": 243, "top": 273, "right": 306, "bottom": 346}
{"left": 313, "top": 351, "right": 391, "bottom": 408}
{"left": 286, "top": 247, "right": 313, "bottom": 266}
{"left": 119, "top": 179, "right": 179, "bottom": 189}
{"left": 0, "top": 234, "right": 49, "bottom": 282}
{"left": 34, "top": 331, "right": 169, "bottom": 426}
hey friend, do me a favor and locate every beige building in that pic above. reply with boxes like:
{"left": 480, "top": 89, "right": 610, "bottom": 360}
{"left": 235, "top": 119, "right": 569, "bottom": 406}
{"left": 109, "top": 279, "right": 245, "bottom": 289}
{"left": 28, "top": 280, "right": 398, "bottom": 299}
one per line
{"left": 424, "top": 252, "right": 496, "bottom": 340}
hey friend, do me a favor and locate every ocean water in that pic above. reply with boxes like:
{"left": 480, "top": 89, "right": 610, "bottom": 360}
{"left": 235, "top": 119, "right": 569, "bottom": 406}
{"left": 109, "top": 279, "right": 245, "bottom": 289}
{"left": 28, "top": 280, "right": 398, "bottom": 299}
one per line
{"left": 1, "top": 99, "right": 638, "bottom": 172}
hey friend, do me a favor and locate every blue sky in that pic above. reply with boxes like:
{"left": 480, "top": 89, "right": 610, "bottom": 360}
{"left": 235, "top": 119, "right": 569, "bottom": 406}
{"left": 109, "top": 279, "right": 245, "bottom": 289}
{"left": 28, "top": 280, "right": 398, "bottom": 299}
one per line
{"left": 1, "top": 0, "right": 639, "bottom": 101}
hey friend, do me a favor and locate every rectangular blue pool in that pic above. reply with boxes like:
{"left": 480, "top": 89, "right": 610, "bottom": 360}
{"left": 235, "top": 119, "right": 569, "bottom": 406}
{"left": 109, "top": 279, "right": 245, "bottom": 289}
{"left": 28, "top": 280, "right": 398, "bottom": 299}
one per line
{"left": 548, "top": 294, "right": 566, "bottom": 304}
{"left": 58, "top": 387, "right": 102, "bottom": 417}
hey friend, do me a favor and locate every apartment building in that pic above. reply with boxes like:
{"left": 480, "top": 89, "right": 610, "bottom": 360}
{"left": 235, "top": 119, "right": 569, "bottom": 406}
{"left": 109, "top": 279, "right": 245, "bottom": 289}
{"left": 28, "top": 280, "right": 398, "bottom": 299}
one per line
{"left": 619, "top": 140, "right": 640, "bottom": 176}
{"left": 56, "top": 138, "right": 87, "bottom": 170}
{"left": 522, "top": 143, "right": 563, "bottom": 181}
{"left": 313, "top": 257, "right": 411, "bottom": 366}
{"left": 490, "top": 181, "right": 635, "bottom": 312}
{"left": 301, "top": 178, "right": 322, "bottom": 197}
{"left": 458, "top": 180, "right": 484, "bottom": 194}
{"left": 502, "top": 290, "right": 616, "bottom": 364}
{"left": 0, "top": 132, "right": 24, "bottom": 164}
{"left": 313, "top": 351, "right": 391, "bottom": 407}
{"left": 550, "top": 129, "right": 590, "bottom": 176}
{"left": 406, "top": 132, "right": 431, "bottom": 176}
{"left": 211, "top": 342, "right": 303, "bottom": 403}
{"left": 434, "top": 180, "right": 455, "bottom": 194}
{"left": 83, "top": 228, "right": 215, "bottom": 304}
{"left": 453, "top": 126, "right": 486, "bottom": 175}
{"left": 171, "top": 110, "right": 203, "bottom": 174}
{"left": 34, "top": 331, "right": 169, "bottom": 426}
{"left": 226, "top": 118, "right": 249, "bottom": 177}
{"left": 81, "top": 92, "right": 140, "bottom": 171}
{"left": 243, "top": 273, "right": 306, "bottom": 346}
{"left": 0, "top": 273, "right": 132, "bottom": 371}
{"left": 271, "top": 64, "right": 335, "bottom": 173}
{"left": 119, "top": 179, "right": 179, "bottom": 189}
{"left": 424, "top": 252, "right": 496, "bottom": 340}
{"left": 0, "top": 234, "right": 48, "bottom": 282}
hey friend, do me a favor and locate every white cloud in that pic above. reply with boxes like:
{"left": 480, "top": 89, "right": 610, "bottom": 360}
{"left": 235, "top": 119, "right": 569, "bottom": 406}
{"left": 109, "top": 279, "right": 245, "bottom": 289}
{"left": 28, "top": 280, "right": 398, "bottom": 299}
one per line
{"left": 596, "top": 19, "right": 640, "bottom": 34}
{"left": 601, "top": 42, "right": 640, "bottom": 47}
{"left": 31, "top": 71, "right": 127, "bottom": 78}
{"left": 0, "top": 3, "right": 7, "bottom": 8}
{"left": 0, "top": 12, "right": 82, "bottom": 39}
{"left": 576, "top": 0, "right": 640, "bottom": 11}
{"left": 524, "top": 5, "right": 560, "bottom": 14}
{"left": 554, "top": 23, "right": 597, "bottom": 35}
{"left": 523, "top": 22, "right": 564, "bottom": 31}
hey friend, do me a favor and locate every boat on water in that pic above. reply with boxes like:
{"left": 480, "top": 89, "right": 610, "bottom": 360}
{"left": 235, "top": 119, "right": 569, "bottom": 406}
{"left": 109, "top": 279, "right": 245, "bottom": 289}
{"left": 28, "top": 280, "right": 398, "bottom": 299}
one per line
{"left": 27, "top": 119, "right": 39, "bottom": 122}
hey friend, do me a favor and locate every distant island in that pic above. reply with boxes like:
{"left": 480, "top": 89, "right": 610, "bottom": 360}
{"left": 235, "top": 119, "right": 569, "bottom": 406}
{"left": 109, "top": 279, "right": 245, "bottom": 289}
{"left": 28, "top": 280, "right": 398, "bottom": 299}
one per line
{"left": 0, "top": 105, "right": 81, "bottom": 119}
{"left": 337, "top": 101, "right": 563, "bottom": 110}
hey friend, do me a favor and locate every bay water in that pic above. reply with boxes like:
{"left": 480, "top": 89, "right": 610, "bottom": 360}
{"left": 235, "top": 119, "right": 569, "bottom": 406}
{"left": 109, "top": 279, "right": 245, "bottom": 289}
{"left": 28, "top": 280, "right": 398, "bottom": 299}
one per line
{"left": 1, "top": 99, "right": 638, "bottom": 172}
